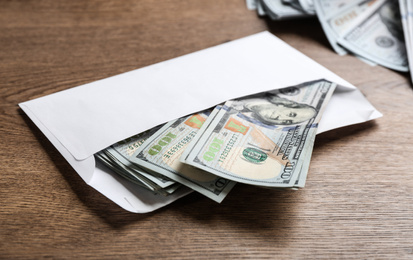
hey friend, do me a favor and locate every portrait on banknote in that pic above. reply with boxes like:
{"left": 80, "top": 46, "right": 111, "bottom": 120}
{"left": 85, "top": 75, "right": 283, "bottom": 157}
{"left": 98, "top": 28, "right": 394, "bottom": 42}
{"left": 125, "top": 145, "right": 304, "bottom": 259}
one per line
{"left": 232, "top": 92, "right": 317, "bottom": 126}
{"left": 182, "top": 80, "right": 337, "bottom": 187}
{"left": 378, "top": 0, "right": 404, "bottom": 45}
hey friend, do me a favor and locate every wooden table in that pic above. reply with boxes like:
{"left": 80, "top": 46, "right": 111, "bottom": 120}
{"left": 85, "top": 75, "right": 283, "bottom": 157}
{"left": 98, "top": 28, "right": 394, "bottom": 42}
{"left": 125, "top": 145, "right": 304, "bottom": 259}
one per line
{"left": 2, "top": 1, "right": 413, "bottom": 258}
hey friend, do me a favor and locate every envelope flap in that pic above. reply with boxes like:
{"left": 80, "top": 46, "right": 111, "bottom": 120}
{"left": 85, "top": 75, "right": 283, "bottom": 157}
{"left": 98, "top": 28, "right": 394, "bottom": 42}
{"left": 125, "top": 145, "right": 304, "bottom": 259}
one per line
{"left": 19, "top": 31, "right": 356, "bottom": 161}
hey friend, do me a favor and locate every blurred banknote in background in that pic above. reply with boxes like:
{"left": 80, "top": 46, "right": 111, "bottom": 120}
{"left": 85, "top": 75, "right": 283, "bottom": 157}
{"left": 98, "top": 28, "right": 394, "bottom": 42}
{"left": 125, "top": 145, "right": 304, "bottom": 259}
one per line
{"left": 247, "top": 0, "right": 411, "bottom": 81}
{"left": 247, "top": 0, "right": 315, "bottom": 18}
{"left": 399, "top": 0, "right": 413, "bottom": 80}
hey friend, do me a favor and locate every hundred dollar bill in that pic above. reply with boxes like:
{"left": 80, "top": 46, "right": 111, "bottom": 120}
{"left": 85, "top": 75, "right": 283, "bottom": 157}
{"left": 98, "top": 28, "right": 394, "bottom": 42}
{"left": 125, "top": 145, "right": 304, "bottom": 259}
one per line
{"left": 246, "top": 0, "right": 258, "bottom": 10}
{"left": 337, "top": 0, "right": 408, "bottom": 72}
{"left": 130, "top": 108, "right": 236, "bottom": 203}
{"left": 282, "top": 0, "right": 305, "bottom": 12}
{"left": 181, "top": 80, "right": 336, "bottom": 188}
{"left": 260, "top": 130, "right": 315, "bottom": 190}
{"left": 261, "top": 0, "right": 312, "bottom": 19}
{"left": 282, "top": 0, "right": 315, "bottom": 14}
{"left": 95, "top": 152, "right": 158, "bottom": 191}
{"left": 298, "top": 0, "right": 315, "bottom": 14}
{"left": 407, "top": 0, "right": 413, "bottom": 76}
{"left": 109, "top": 128, "right": 176, "bottom": 188}
{"left": 400, "top": 0, "right": 413, "bottom": 82}
{"left": 257, "top": 0, "right": 267, "bottom": 16}
{"left": 104, "top": 147, "right": 175, "bottom": 188}
{"left": 314, "top": 0, "right": 383, "bottom": 55}
{"left": 96, "top": 151, "right": 181, "bottom": 196}
{"left": 292, "top": 130, "right": 315, "bottom": 188}
{"left": 95, "top": 125, "right": 181, "bottom": 196}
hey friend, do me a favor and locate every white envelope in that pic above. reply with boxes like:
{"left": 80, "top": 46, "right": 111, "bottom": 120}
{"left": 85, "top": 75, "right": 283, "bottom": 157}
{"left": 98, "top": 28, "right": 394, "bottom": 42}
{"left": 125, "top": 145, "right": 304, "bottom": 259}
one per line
{"left": 19, "top": 31, "right": 382, "bottom": 213}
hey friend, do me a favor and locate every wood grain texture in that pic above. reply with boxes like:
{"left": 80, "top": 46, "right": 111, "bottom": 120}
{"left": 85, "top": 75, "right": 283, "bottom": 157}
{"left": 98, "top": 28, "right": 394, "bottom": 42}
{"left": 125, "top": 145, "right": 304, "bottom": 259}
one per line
{"left": 1, "top": 0, "right": 413, "bottom": 258}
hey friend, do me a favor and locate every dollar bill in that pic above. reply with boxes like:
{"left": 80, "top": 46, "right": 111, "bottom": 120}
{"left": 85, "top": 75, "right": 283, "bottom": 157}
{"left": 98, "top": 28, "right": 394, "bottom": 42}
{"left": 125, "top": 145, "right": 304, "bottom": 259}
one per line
{"left": 96, "top": 151, "right": 182, "bottom": 196}
{"left": 95, "top": 125, "right": 184, "bottom": 196}
{"left": 292, "top": 130, "right": 315, "bottom": 188}
{"left": 261, "top": 130, "right": 315, "bottom": 190}
{"left": 400, "top": 0, "right": 413, "bottom": 82}
{"left": 109, "top": 128, "right": 176, "bottom": 188}
{"left": 337, "top": 0, "right": 408, "bottom": 71}
{"left": 282, "top": 0, "right": 306, "bottom": 12}
{"left": 298, "top": 0, "right": 315, "bottom": 14}
{"left": 257, "top": 0, "right": 267, "bottom": 16}
{"left": 407, "top": 0, "right": 413, "bottom": 78}
{"left": 246, "top": 0, "right": 258, "bottom": 10}
{"left": 261, "top": 0, "right": 312, "bottom": 19}
{"left": 314, "top": 0, "right": 383, "bottom": 55}
{"left": 181, "top": 80, "right": 336, "bottom": 188}
{"left": 104, "top": 147, "right": 175, "bottom": 188}
{"left": 130, "top": 108, "right": 236, "bottom": 203}
{"left": 282, "top": 0, "right": 315, "bottom": 14}
{"left": 95, "top": 152, "right": 158, "bottom": 191}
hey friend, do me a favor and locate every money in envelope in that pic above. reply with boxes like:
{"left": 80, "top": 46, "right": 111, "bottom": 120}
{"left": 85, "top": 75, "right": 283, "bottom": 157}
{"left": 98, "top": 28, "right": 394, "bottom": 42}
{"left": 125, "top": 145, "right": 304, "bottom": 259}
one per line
{"left": 19, "top": 31, "right": 382, "bottom": 213}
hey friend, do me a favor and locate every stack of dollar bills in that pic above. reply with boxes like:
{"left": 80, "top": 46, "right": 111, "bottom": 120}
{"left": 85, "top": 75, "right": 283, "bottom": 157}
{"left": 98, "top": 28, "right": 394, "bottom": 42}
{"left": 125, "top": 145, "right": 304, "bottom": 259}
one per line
{"left": 96, "top": 80, "right": 336, "bottom": 203}
{"left": 247, "top": 0, "right": 412, "bottom": 81}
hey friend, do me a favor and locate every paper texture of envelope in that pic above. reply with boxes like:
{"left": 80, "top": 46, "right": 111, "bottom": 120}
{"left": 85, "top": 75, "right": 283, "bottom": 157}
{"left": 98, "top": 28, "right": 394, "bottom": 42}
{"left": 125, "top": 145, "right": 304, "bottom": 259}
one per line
{"left": 19, "top": 31, "right": 382, "bottom": 213}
